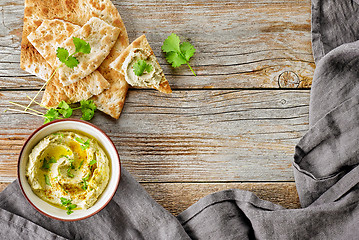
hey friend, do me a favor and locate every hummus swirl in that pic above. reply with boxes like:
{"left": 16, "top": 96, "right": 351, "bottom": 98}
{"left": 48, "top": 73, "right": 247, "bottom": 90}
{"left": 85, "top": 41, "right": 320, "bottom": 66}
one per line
{"left": 26, "top": 131, "right": 110, "bottom": 210}
{"left": 122, "top": 48, "right": 164, "bottom": 88}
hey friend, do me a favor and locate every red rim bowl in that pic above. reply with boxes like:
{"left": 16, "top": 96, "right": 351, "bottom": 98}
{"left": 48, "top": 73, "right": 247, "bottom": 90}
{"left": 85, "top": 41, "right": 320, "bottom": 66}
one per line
{"left": 17, "top": 119, "right": 121, "bottom": 221}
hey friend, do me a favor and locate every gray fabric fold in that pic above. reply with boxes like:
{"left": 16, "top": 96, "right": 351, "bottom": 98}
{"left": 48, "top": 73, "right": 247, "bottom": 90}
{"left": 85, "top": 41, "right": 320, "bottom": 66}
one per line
{"left": 3, "top": 0, "right": 359, "bottom": 239}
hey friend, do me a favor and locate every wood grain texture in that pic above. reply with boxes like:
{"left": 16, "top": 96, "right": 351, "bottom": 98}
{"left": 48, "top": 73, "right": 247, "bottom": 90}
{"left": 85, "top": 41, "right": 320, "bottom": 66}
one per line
{"left": 0, "top": 181, "right": 300, "bottom": 215}
{"left": 0, "top": 0, "right": 313, "bottom": 89}
{"left": 142, "top": 182, "right": 300, "bottom": 215}
{"left": 0, "top": 89, "right": 309, "bottom": 183}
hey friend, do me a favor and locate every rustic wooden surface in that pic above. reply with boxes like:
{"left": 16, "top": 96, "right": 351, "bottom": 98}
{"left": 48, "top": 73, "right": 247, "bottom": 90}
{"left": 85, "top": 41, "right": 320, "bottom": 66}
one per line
{"left": 0, "top": 0, "right": 313, "bottom": 214}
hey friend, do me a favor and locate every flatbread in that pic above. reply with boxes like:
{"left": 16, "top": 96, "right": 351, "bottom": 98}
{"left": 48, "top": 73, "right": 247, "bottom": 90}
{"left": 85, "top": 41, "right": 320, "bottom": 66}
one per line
{"left": 21, "top": 0, "right": 129, "bottom": 119}
{"left": 110, "top": 35, "right": 172, "bottom": 94}
{"left": 27, "top": 19, "right": 110, "bottom": 107}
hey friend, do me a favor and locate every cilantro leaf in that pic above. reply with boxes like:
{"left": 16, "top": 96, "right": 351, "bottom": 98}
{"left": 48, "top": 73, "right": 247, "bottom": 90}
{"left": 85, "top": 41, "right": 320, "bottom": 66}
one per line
{"left": 44, "top": 108, "right": 61, "bottom": 124}
{"left": 165, "top": 52, "right": 187, "bottom": 68}
{"left": 162, "top": 33, "right": 181, "bottom": 53}
{"left": 44, "top": 174, "right": 51, "bottom": 186}
{"left": 133, "top": 59, "right": 153, "bottom": 76}
{"left": 89, "top": 159, "right": 97, "bottom": 166}
{"left": 56, "top": 48, "right": 69, "bottom": 63}
{"left": 80, "top": 100, "right": 97, "bottom": 121}
{"left": 58, "top": 101, "right": 73, "bottom": 118}
{"left": 64, "top": 56, "right": 79, "bottom": 69}
{"left": 73, "top": 37, "right": 91, "bottom": 54}
{"left": 180, "top": 42, "right": 196, "bottom": 61}
{"left": 162, "top": 33, "right": 196, "bottom": 76}
{"left": 56, "top": 37, "right": 90, "bottom": 69}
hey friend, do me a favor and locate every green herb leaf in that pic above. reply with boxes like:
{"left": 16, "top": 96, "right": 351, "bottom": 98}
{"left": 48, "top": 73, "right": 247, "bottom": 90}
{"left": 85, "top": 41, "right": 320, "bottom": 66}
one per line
{"left": 60, "top": 197, "right": 77, "bottom": 215}
{"left": 66, "top": 203, "right": 77, "bottom": 215}
{"left": 75, "top": 137, "right": 90, "bottom": 150}
{"left": 58, "top": 101, "right": 73, "bottom": 118}
{"left": 180, "top": 42, "right": 196, "bottom": 62}
{"left": 78, "top": 160, "right": 84, "bottom": 169}
{"left": 133, "top": 59, "right": 153, "bottom": 76}
{"left": 67, "top": 168, "right": 74, "bottom": 178}
{"left": 48, "top": 157, "right": 57, "bottom": 164}
{"left": 64, "top": 56, "right": 79, "bottom": 69}
{"left": 56, "top": 37, "right": 90, "bottom": 69}
{"left": 44, "top": 174, "right": 51, "bottom": 186}
{"left": 44, "top": 108, "right": 61, "bottom": 124}
{"left": 162, "top": 33, "right": 181, "bottom": 53}
{"left": 60, "top": 197, "right": 71, "bottom": 206}
{"left": 81, "top": 173, "right": 90, "bottom": 190}
{"left": 80, "top": 100, "right": 97, "bottom": 121}
{"left": 56, "top": 48, "right": 69, "bottom": 63}
{"left": 162, "top": 33, "right": 196, "bottom": 76}
{"left": 165, "top": 51, "right": 187, "bottom": 68}
{"left": 89, "top": 159, "right": 97, "bottom": 166}
{"left": 42, "top": 159, "right": 50, "bottom": 170}
{"left": 73, "top": 37, "right": 91, "bottom": 54}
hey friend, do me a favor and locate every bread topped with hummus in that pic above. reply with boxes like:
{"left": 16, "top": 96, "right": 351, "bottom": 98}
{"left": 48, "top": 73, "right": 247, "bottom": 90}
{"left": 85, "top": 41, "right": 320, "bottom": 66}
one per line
{"left": 110, "top": 34, "right": 172, "bottom": 94}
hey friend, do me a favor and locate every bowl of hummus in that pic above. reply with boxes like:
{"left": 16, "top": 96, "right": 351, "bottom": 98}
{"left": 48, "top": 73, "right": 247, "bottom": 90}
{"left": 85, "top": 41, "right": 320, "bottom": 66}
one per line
{"left": 17, "top": 119, "right": 121, "bottom": 221}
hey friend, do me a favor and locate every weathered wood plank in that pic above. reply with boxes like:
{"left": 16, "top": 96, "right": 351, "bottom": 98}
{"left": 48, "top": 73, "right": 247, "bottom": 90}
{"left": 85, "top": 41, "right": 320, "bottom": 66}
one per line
{"left": 0, "top": 181, "right": 300, "bottom": 215}
{"left": 0, "top": 0, "right": 313, "bottom": 89}
{"left": 142, "top": 182, "right": 300, "bottom": 215}
{"left": 0, "top": 89, "right": 309, "bottom": 183}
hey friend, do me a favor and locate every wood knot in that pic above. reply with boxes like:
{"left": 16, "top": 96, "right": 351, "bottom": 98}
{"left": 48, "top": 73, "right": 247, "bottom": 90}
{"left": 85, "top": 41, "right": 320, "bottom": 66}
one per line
{"left": 278, "top": 71, "right": 300, "bottom": 88}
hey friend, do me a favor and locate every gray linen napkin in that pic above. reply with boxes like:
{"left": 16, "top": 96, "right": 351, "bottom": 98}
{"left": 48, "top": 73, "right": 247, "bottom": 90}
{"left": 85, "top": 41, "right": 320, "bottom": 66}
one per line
{"left": 3, "top": 0, "right": 359, "bottom": 239}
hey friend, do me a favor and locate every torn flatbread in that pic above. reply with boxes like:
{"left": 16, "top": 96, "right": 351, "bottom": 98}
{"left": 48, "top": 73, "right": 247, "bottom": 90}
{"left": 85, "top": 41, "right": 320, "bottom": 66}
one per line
{"left": 110, "top": 34, "right": 171, "bottom": 94}
{"left": 21, "top": 0, "right": 129, "bottom": 119}
{"left": 27, "top": 19, "right": 110, "bottom": 108}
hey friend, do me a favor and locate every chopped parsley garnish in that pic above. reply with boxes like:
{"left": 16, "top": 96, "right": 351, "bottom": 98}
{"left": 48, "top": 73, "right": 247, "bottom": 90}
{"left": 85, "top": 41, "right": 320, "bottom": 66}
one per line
{"left": 44, "top": 174, "right": 51, "bottom": 186}
{"left": 60, "top": 197, "right": 77, "bottom": 215}
{"left": 41, "top": 157, "right": 57, "bottom": 170}
{"left": 133, "top": 59, "right": 153, "bottom": 76}
{"left": 78, "top": 160, "right": 84, "bottom": 169}
{"left": 89, "top": 159, "right": 97, "bottom": 166}
{"left": 75, "top": 137, "right": 90, "bottom": 150}
{"left": 81, "top": 173, "right": 90, "bottom": 190}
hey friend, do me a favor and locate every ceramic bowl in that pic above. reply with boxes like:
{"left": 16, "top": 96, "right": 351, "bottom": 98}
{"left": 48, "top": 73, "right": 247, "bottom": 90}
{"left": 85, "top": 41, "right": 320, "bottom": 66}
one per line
{"left": 18, "top": 119, "right": 121, "bottom": 221}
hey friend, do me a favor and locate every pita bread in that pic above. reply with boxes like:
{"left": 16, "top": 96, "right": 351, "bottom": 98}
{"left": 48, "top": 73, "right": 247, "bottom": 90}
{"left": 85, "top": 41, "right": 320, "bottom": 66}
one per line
{"left": 21, "top": 0, "right": 129, "bottom": 119}
{"left": 27, "top": 18, "right": 110, "bottom": 108}
{"left": 110, "top": 35, "right": 172, "bottom": 94}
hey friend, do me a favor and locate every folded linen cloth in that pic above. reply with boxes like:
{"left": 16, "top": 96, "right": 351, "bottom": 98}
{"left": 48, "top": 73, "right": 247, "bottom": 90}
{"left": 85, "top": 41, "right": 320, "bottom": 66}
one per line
{"left": 2, "top": 0, "right": 359, "bottom": 239}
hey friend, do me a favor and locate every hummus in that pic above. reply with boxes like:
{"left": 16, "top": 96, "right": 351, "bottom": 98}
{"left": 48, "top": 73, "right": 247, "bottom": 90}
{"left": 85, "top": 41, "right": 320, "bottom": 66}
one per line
{"left": 122, "top": 48, "right": 165, "bottom": 88}
{"left": 26, "top": 131, "right": 110, "bottom": 211}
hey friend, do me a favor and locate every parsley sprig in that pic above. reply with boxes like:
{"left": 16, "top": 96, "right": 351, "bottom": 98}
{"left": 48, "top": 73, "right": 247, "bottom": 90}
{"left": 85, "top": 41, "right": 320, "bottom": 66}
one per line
{"left": 75, "top": 137, "right": 90, "bottom": 150}
{"left": 60, "top": 197, "right": 77, "bottom": 215}
{"left": 133, "top": 59, "right": 153, "bottom": 76}
{"left": 162, "top": 33, "right": 196, "bottom": 76}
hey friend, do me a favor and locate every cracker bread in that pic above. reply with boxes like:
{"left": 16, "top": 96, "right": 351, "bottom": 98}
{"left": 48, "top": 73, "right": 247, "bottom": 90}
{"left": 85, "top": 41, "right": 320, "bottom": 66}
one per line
{"left": 110, "top": 35, "right": 172, "bottom": 94}
{"left": 21, "top": 0, "right": 129, "bottom": 119}
{"left": 27, "top": 18, "right": 110, "bottom": 108}
{"left": 57, "top": 17, "right": 120, "bottom": 86}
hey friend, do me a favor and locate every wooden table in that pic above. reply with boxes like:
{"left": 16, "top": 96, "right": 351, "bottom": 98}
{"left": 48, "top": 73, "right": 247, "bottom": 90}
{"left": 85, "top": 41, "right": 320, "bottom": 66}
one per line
{"left": 0, "top": 0, "right": 313, "bottom": 215}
